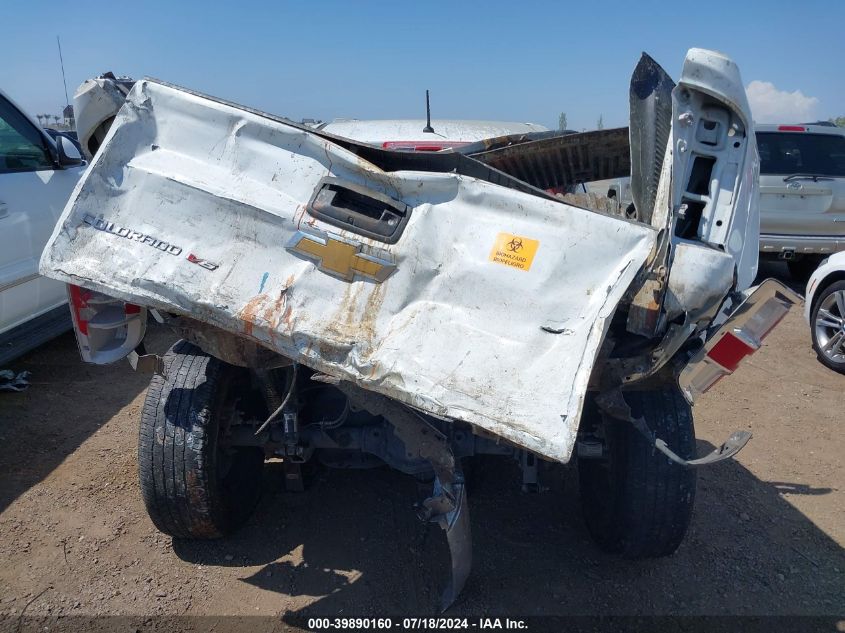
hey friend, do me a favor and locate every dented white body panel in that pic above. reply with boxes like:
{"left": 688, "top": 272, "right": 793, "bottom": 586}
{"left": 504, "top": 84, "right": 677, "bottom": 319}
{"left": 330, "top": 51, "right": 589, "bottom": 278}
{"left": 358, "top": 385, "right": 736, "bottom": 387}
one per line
{"left": 41, "top": 80, "right": 657, "bottom": 462}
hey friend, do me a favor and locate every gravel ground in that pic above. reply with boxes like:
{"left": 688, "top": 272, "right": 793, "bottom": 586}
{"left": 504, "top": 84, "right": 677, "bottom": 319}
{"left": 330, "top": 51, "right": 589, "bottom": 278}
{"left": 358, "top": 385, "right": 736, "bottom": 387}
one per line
{"left": 0, "top": 264, "right": 843, "bottom": 630}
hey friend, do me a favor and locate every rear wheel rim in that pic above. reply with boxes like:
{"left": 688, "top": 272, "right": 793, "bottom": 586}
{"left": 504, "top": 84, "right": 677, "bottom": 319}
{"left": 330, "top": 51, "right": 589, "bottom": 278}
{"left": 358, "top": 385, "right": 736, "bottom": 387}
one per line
{"left": 815, "top": 290, "right": 845, "bottom": 364}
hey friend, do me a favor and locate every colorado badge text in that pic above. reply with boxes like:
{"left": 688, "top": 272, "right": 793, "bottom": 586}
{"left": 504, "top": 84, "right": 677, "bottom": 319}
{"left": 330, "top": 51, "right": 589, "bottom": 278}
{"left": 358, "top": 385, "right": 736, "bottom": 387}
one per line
{"left": 82, "top": 213, "right": 182, "bottom": 256}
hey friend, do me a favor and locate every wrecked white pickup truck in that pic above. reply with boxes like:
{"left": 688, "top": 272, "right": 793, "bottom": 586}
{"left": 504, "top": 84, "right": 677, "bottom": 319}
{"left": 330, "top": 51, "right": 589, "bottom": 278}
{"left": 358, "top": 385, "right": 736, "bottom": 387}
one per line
{"left": 41, "top": 49, "right": 800, "bottom": 609}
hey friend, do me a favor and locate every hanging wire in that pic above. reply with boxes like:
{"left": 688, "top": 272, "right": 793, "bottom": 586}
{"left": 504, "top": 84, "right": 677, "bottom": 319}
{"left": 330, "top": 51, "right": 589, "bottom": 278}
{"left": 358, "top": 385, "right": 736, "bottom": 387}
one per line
{"left": 254, "top": 365, "right": 297, "bottom": 436}
{"left": 318, "top": 397, "right": 350, "bottom": 430}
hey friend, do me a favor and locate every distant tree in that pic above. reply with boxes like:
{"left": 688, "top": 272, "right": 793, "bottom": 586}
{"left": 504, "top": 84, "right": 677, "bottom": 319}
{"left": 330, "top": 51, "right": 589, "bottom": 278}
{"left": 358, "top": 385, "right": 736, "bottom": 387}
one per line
{"left": 830, "top": 116, "right": 845, "bottom": 127}
{"left": 35, "top": 114, "right": 44, "bottom": 126}
{"left": 52, "top": 115, "right": 60, "bottom": 126}
{"left": 558, "top": 112, "right": 568, "bottom": 131}
{"left": 597, "top": 115, "right": 604, "bottom": 130}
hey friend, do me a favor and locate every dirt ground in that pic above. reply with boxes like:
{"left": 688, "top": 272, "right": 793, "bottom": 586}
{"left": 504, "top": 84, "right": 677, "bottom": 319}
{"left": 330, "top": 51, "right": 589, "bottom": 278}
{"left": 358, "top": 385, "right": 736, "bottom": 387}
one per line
{"left": 0, "top": 263, "right": 843, "bottom": 627}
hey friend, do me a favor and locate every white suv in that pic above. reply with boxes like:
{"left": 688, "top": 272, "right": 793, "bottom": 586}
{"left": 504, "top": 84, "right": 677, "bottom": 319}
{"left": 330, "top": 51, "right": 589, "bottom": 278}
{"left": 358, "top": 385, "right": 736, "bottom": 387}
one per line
{"left": 0, "top": 89, "right": 85, "bottom": 365}
{"left": 757, "top": 123, "right": 845, "bottom": 278}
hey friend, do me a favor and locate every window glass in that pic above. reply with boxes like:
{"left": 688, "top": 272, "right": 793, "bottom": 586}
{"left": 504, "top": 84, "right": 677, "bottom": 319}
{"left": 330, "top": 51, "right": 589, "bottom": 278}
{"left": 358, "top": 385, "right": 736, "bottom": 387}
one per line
{"left": 0, "top": 97, "right": 54, "bottom": 173}
{"left": 756, "top": 132, "right": 845, "bottom": 177}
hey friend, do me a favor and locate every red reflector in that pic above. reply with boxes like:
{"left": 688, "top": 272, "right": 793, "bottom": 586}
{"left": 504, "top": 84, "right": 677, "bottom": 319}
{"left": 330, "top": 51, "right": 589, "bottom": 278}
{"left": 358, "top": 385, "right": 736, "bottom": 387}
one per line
{"left": 68, "top": 285, "right": 90, "bottom": 335}
{"left": 707, "top": 332, "right": 755, "bottom": 372}
{"left": 777, "top": 125, "right": 806, "bottom": 132}
{"left": 125, "top": 304, "right": 141, "bottom": 315}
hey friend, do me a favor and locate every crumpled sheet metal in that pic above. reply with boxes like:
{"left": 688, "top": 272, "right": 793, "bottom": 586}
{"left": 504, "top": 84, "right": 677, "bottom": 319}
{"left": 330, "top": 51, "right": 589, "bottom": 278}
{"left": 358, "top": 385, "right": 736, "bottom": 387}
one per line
{"left": 41, "top": 80, "right": 657, "bottom": 462}
{"left": 468, "top": 127, "right": 631, "bottom": 193}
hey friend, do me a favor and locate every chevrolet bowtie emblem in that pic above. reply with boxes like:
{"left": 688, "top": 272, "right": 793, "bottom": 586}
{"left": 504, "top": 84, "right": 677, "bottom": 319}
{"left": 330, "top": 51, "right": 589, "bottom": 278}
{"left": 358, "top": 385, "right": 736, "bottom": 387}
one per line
{"left": 286, "top": 230, "right": 396, "bottom": 283}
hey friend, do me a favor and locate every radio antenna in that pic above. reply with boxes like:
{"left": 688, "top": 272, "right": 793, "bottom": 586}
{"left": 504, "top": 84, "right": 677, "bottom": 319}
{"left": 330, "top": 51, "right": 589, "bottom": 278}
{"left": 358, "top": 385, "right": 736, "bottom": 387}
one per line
{"left": 423, "top": 90, "right": 434, "bottom": 133}
{"left": 57, "top": 36, "right": 70, "bottom": 108}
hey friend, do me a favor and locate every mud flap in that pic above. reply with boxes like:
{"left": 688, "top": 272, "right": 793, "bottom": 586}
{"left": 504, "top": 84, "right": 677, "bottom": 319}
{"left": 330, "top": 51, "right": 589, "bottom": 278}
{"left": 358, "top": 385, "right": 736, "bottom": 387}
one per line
{"left": 419, "top": 474, "right": 472, "bottom": 612}
{"left": 337, "top": 383, "right": 473, "bottom": 611}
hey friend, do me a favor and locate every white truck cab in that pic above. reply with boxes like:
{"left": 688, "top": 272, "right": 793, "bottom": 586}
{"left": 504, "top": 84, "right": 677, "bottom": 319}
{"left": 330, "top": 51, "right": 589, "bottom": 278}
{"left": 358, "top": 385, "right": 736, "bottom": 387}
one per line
{"left": 0, "top": 89, "right": 85, "bottom": 365}
{"left": 319, "top": 118, "right": 547, "bottom": 150}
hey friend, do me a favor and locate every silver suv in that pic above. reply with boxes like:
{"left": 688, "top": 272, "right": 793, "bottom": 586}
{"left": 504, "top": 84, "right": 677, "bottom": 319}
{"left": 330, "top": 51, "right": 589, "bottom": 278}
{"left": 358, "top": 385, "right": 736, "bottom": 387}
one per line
{"left": 757, "top": 123, "right": 845, "bottom": 278}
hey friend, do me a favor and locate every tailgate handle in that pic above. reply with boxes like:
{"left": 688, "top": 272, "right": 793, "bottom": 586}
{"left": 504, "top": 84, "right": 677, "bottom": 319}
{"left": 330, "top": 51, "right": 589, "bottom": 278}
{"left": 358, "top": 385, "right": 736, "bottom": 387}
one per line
{"left": 307, "top": 177, "right": 410, "bottom": 244}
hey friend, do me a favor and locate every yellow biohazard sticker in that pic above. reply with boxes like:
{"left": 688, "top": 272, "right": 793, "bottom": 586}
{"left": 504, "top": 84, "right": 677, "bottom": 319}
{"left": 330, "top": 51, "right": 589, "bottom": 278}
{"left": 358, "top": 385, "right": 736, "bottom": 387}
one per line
{"left": 488, "top": 232, "right": 539, "bottom": 272}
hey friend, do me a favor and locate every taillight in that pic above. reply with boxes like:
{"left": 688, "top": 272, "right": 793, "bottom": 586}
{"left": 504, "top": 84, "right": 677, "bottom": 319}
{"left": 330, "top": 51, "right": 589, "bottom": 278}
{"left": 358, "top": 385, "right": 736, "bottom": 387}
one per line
{"left": 68, "top": 284, "right": 92, "bottom": 335}
{"left": 679, "top": 279, "right": 801, "bottom": 403}
{"left": 777, "top": 125, "right": 806, "bottom": 132}
{"left": 65, "top": 284, "right": 148, "bottom": 365}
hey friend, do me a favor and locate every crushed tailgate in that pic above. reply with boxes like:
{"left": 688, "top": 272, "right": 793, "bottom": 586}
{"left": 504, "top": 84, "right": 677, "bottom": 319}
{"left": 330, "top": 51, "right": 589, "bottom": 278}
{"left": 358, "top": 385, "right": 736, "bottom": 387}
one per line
{"left": 40, "top": 80, "right": 657, "bottom": 462}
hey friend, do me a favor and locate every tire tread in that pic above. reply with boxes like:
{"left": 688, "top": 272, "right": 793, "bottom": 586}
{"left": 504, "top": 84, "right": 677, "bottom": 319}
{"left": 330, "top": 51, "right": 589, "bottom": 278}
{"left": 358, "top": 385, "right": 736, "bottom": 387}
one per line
{"left": 579, "top": 386, "right": 696, "bottom": 559}
{"left": 138, "top": 340, "right": 262, "bottom": 539}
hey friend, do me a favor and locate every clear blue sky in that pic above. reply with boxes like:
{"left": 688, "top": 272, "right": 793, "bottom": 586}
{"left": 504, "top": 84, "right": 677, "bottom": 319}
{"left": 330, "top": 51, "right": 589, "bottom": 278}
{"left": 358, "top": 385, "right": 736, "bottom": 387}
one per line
{"left": 4, "top": 0, "right": 844, "bottom": 129}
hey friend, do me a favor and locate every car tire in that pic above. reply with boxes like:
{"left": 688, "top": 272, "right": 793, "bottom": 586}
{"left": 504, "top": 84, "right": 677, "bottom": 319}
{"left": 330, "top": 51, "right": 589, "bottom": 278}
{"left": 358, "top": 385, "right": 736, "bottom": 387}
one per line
{"left": 578, "top": 386, "right": 697, "bottom": 558}
{"left": 138, "top": 340, "right": 264, "bottom": 538}
{"left": 787, "top": 256, "right": 822, "bottom": 281}
{"left": 810, "top": 280, "right": 845, "bottom": 374}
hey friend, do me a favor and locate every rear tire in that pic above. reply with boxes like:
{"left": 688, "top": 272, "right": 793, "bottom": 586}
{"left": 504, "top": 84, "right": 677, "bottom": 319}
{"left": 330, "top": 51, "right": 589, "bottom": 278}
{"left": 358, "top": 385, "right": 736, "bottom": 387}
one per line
{"left": 138, "top": 340, "right": 264, "bottom": 538}
{"left": 578, "top": 386, "right": 696, "bottom": 558}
